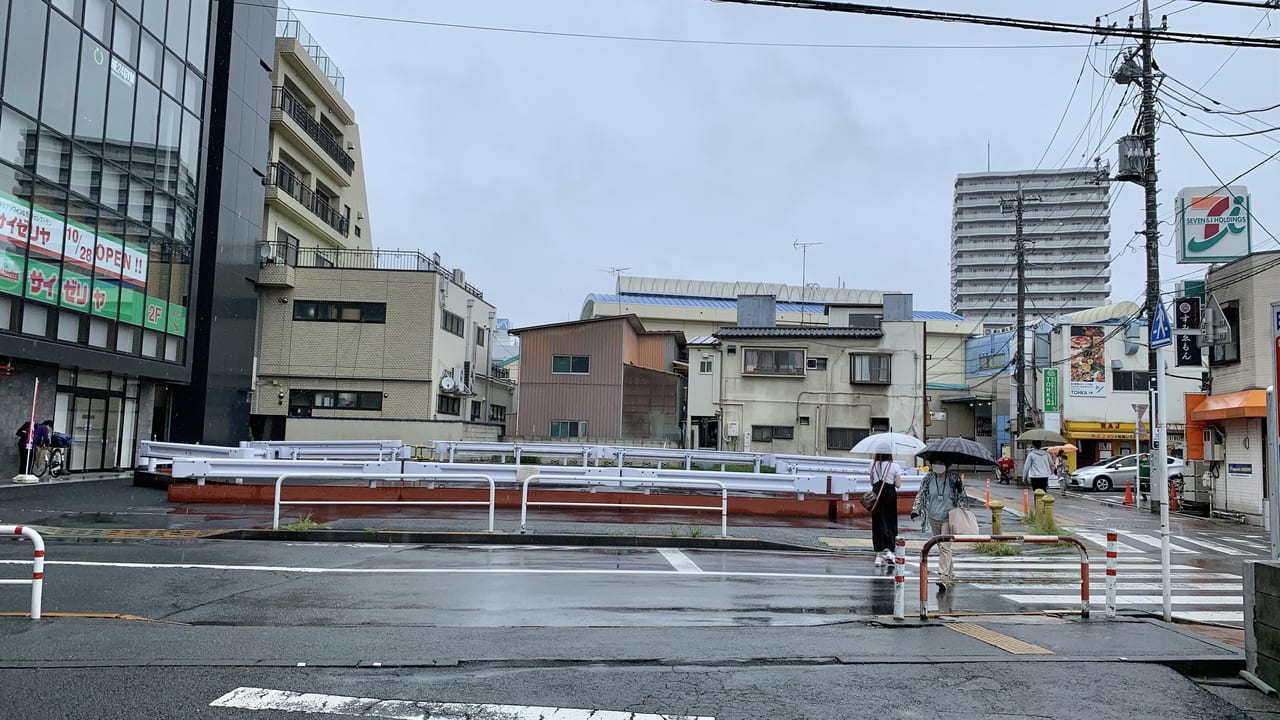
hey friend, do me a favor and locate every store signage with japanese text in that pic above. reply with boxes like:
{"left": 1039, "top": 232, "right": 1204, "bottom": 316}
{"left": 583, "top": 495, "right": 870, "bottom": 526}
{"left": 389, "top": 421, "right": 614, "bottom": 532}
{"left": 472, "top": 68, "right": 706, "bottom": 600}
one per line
{"left": 1069, "top": 326, "right": 1107, "bottom": 396}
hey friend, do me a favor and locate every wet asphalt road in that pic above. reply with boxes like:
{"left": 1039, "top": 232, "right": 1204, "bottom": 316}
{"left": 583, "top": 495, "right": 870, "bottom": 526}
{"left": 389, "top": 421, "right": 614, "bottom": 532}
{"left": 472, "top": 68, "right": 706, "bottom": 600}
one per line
{"left": 0, "top": 477, "right": 1270, "bottom": 718}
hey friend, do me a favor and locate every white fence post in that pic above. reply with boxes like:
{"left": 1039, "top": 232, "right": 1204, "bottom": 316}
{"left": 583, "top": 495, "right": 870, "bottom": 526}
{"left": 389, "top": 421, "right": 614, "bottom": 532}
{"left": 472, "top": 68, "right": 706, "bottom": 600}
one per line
{"left": 1106, "top": 531, "right": 1118, "bottom": 619}
{"left": 0, "top": 525, "right": 45, "bottom": 620}
{"left": 893, "top": 535, "right": 906, "bottom": 621}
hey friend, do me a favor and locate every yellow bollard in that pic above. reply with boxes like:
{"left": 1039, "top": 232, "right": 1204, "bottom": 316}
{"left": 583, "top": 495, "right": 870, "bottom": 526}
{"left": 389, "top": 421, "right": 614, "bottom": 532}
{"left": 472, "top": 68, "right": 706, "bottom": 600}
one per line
{"left": 1034, "top": 489, "right": 1046, "bottom": 518}
{"left": 1042, "top": 494, "right": 1056, "bottom": 529}
{"left": 990, "top": 500, "right": 1005, "bottom": 536}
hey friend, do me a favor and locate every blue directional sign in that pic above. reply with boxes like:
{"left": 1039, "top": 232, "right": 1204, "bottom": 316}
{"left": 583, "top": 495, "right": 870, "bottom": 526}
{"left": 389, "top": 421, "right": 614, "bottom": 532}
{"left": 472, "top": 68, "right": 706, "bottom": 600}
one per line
{"left": 1151, "top": 300, "right": 1173, "bottom": 349}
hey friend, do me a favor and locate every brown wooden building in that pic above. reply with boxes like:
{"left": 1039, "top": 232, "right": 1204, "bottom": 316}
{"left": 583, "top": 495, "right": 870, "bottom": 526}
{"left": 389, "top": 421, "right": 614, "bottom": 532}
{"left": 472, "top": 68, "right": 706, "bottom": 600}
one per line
{"left": 510, "top": 316, "right": 685, "bottom": 443}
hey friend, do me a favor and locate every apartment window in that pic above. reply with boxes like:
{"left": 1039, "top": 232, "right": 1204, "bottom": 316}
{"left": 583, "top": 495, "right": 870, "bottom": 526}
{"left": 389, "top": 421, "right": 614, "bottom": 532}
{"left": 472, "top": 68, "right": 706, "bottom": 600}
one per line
{"left": 442, "top": 310, "right": 465, "bottom": 337}
{"left": 552, "top": 355, "right": 590, "bottom": 374}
{"left": 743, "top": 348, "right": 804, "bottom": 376}
{"left": 293, "top": 301, "right": 386, "bottom": 323}
{"left": 1210, "top": 302, "right": 1241, "bottom": 366}
{"left": 551, "top": 420, "right": 587, "bottom": 438}
{"left": 699, "top": 359, "right": 713, "bottom": 374}
{"left": 475, "top": 324, "right": 486, "bottom": 346}
{"left": 470, "top": 401, "right": 482, "bottom": 421}
{"left": 798, "top": 416, "right": 810, "bottom": 426}
{"left": 827, "top": 427, "right": 869, "bottom": 451}
{"left": 978, "top": 353, "right": 1004, "bottom": 371}
{"left": 289, "top": 390, "right": 382, "bottom": 413}
{"left": 436, "top": 395, "right": 461, "bottom": 416}
{"left": 1113, "top": 370, "right": 1152, "bottom": 392}
{"left": 807, "top": 357, "right": 828, "bottom": 371}
{"left": 851, "top": 353, "right": 892, "bottom": 384}
{"left": 353, "top": 225, "right": 361, "bottom": 237}
{"left": 751, "top": 426, "right": 794, "bottom": 442}
{"left": 489, "top": 405, "right": 507, "bottom": 423}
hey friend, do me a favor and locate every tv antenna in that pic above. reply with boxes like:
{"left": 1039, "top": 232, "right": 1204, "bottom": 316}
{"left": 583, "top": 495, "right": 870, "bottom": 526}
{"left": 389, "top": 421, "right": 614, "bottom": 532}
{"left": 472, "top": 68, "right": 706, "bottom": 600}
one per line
{"left": 793, "top": 241, "right": 822, "bottom": 326}
{"left": 601, "top": 266, "right": 630, "bottom": 316}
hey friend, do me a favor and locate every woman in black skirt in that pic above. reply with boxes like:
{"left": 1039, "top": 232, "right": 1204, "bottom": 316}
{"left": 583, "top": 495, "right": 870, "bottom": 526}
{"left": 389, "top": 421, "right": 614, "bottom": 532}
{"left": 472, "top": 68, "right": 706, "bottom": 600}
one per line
{"left": 869, "top": 452, "right": 904, "bottom": 567}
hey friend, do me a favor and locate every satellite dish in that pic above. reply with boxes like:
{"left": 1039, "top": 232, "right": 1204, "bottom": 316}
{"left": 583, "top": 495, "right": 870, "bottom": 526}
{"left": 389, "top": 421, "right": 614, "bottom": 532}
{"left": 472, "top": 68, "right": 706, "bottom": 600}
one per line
{"left": 440, "top": 375, "right": 456, "bottom": 392}
{"left": 259, "top": 242, "right": 274, "bottom": 260}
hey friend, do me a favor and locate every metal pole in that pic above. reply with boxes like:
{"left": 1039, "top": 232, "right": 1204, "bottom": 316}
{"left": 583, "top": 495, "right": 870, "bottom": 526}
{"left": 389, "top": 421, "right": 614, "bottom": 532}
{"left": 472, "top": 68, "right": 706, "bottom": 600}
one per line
{"left": 1015, "top": 180, "right": 1026, "bottom": 445}
{"left": 1106, "top": 531, "right": 1118, "bottom": 619}
{"left": 1156, "top": 348, "right": 1172, "bottom": 621}
{"left": 893, "top": 535, "right": 906, "bottom": 621}
{"left": 1269, "top": 385, "right": 1280, "bottom": 562}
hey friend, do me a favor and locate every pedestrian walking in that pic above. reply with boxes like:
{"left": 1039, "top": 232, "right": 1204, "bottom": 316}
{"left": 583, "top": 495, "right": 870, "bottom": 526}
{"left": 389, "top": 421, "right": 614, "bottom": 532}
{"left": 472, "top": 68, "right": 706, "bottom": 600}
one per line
{"left": 1055, "top": 450, "right": 1070, "bottom": 495}
{"left": 868, "top": 452, "right": 903, "bottom": 568}
{"left": 1023, "top": 441, "right": 1053, "bottom": 494}
{"left": 14, "top": 421, "right": 30, "bottom": 475}
{"left": 911, "top": 463, "right": 969, "bottom": 591}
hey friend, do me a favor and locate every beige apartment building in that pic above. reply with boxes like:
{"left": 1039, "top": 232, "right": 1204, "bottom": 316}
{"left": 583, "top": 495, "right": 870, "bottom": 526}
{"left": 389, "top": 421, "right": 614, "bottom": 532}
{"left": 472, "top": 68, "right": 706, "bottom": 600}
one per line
{"left": 249, "top": 6, "right": 511, "bottom": 443}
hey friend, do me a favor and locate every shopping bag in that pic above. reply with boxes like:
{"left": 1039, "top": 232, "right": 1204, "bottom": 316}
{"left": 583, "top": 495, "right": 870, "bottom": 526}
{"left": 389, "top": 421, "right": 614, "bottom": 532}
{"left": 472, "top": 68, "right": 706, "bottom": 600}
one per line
{"left": 948, "top": 507, "right": 979, "bottom": 535}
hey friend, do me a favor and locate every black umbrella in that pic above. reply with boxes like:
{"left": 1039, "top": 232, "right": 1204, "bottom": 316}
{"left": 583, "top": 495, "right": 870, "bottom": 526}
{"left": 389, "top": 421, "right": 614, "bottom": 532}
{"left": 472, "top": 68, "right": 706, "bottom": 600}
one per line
{"left": 917, "top": 437, "right": 997, "bottom": 466}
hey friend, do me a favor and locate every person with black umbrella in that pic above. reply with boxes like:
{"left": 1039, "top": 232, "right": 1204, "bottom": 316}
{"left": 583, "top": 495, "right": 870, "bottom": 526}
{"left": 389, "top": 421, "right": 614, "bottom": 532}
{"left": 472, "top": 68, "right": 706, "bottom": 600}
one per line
{"left": 911, "top": 461, "right": 969, "bottom": 592}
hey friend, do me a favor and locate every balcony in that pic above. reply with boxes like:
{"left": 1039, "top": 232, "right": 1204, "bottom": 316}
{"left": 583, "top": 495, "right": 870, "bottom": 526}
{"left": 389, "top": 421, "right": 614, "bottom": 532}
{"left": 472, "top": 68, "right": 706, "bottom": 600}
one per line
{"left": 265, "top": 162, "right": 349, "bottom": 237}
{"left": 259, "top": 240, "right": 485, "bottom": 300}
{"left": 272, "top": 87, "right": 355, "bottom": 175}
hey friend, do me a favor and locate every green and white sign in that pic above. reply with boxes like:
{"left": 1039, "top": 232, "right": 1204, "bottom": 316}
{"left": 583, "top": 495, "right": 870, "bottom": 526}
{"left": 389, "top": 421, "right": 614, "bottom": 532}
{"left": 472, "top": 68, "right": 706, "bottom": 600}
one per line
{"left": 1177, "top": 185, "right": 1252, "bottom": 263}
{"left": 1043, "top": 368, "right": 1060, "bottom": 412}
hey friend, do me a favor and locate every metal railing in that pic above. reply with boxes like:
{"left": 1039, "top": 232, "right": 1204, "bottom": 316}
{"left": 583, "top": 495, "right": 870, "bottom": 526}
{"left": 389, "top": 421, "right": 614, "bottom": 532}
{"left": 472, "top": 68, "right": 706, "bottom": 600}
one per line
{"left": 916, "top": 534, "right": 1090, "bottom": 621}
{"left": 0, "top": 525, "right": 44, "bottom": 619}
{"left": 272, "top": 87, "right": 355, "bottom": 174}
{"left": 272, "top": 473, "right": 497, "bottom": 531}
{"left": 255, "top": 243, "right": 486, "bottom": 300}
{"left": 520, "top": 474, "right": 729, "bottom": 536}
{"left": 265, "top": 162, "right": 349, "bottom": 236}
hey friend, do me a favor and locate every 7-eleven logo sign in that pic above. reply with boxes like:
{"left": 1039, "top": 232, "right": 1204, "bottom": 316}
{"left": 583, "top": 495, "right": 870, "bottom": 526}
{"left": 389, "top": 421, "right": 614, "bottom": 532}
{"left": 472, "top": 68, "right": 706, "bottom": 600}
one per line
{"left": 1178, "top": 186, "right": 1252, "bottom": 263}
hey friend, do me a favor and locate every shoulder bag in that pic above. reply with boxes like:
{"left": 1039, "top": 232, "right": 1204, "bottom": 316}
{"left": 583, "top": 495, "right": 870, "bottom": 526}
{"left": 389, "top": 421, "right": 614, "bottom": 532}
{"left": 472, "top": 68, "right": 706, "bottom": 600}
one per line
{"left": 860, "top": 463, "right": 888, "bottom": 511}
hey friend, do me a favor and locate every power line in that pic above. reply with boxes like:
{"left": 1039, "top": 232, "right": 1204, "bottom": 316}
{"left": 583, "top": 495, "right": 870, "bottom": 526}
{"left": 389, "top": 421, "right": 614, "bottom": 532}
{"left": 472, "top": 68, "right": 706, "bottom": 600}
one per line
{"left": 710, "top": 0, "right": 1280, "bottom": 48}
{"left": 270, "top": 4, "right": 1085, "bottom": 49}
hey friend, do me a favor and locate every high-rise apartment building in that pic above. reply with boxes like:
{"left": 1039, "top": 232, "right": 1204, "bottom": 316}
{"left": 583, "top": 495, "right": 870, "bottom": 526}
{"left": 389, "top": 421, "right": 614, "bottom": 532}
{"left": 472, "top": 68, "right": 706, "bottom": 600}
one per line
{"left": 951, "top": 168, "right": 1111, "bottom": 332}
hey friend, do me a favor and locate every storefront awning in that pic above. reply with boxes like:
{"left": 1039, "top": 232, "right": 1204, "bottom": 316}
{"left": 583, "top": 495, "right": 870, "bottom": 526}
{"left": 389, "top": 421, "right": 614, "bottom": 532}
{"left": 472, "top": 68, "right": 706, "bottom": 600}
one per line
{"left": 1063, "top": 421, "right": 1148, "bottom": 441}
{"left": 1190, "top": 389, "right": 1267, "bottom": 421}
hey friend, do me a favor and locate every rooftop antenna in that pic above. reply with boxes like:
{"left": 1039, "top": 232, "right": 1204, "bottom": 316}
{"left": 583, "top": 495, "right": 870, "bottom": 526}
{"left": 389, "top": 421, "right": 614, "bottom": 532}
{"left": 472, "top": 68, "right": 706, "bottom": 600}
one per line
{"left": 793, "top": 240, "right": 822, "bottom": 326}
{"left": 601, "top": 266, "right": 630, "bottom": 317}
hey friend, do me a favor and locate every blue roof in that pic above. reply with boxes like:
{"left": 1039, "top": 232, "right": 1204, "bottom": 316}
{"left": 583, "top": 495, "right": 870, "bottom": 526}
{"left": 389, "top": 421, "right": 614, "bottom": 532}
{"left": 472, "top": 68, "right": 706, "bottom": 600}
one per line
{"left": 585, "top": 293, "right": 962, "bottom": 322}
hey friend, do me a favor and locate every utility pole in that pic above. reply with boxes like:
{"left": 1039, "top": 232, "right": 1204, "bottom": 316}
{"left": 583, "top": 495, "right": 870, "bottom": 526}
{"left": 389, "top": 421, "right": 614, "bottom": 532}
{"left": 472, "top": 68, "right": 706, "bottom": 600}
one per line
{"left": 1001, "top": 179, "right": 1039, "bottom": 448}
{"left": 793, "top": 240, "right": 822, "bottom": 326}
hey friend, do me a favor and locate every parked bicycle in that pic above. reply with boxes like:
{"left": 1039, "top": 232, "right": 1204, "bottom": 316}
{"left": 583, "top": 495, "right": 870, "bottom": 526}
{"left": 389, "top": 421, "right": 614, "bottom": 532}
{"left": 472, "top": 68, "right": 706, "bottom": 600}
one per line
{"left": 31, "top": 432, "right": 72, "bottom": 479}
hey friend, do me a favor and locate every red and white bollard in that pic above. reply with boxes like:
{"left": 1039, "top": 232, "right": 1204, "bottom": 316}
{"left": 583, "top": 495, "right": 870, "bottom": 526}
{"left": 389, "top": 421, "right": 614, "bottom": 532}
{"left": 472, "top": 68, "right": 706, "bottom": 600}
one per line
{"left": 893, "top": 535, "right": 906, "bottom": 621}
{"left": 1105, "top": 531, "right": 1118, "bottom": 619}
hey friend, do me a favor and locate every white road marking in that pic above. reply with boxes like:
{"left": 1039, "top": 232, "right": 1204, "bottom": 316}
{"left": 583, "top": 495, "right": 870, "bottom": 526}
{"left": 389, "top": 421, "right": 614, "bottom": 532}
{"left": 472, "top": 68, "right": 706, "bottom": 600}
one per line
{"left": 210, "top": 686, "right": 715, "bottom": 719}
{"left": 659, "top": 548, "right": 703, "bottom": 573}
{"left": 973, "top": 582, "right": 1241, "bottom": 591}
{"left": 1172, "top": 535, "right": 1252, "bottom": 556}
{"left": 1115, "top": 531, "right": 1194, "bottom": 553}
{"left": 1074, "top": 531, "right": 1154, "bottom": 554}
{"left": 1228, "top": 537, "right": 1269, "bottom": 550}
{"left": 1172, "top": 611, "right": 1246, "bottom": 623}
{"left": 1002, "top": 594, "right": 1243, "bottom": 605}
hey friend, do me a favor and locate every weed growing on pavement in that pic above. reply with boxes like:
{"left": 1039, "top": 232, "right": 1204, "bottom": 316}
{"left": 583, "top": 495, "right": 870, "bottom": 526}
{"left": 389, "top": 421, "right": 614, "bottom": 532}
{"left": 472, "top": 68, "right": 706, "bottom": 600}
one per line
{"left": 669, "top": 526, "right": 683, "bottom": 537}
{"left": 687, "top": 525, "right": 704, "bottom": 538}
{"left": 975, "top": 541, "right": 1021, "bottom": 556}
{"left": 280, "top": 513, "right": 325, "bottom": 531}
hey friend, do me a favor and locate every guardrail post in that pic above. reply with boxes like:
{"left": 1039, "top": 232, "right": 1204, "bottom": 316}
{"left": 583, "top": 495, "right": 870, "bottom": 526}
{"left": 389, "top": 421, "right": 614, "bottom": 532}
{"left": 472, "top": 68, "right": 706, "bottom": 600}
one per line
{"left": 0, "top": 525, "right": 44, "bottom": 619}
{"left": 1106, "top": 531, "right": 1118, "bottom": 619}
{"left": 893, "top": 535, "right": 906, "bottom": 621}
{"left": 990, "top": 500, "right": 1004, "bottom": 535}
{"left": 1042, "top": 494, "right": 1056, "bottom": 528}
{"left": 1034, "top": 488, "right": 1046, "bottom": 518}
{"left": 919, "top": 537, "right": 937, "bottom": 621}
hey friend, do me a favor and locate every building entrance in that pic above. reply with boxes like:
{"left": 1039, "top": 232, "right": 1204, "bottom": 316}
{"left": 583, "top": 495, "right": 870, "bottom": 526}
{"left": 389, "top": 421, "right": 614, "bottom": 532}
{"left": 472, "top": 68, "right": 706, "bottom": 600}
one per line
{"left": 55, "top": 370, "right": 139, "bottom": 473}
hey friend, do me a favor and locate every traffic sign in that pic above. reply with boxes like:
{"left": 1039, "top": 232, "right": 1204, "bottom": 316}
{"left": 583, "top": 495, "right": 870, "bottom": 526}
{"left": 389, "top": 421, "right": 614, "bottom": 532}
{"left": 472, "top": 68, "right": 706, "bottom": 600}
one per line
{"left": 1150, "top": 301, "right": 1173, "bottom": 349}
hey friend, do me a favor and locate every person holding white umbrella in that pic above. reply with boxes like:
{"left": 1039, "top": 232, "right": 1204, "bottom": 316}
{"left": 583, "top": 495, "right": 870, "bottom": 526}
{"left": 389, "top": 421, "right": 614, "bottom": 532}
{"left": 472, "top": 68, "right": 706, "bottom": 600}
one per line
{"left": 851, "top": 432, "right": 923, "bottom": 567}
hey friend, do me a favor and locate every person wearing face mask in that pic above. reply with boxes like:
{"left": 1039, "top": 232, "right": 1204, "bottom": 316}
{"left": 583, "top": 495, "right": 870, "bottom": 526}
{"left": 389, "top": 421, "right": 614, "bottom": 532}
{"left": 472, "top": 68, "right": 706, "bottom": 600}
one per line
{"left": 911, "top": 461, "right": 969, "bottom": 591}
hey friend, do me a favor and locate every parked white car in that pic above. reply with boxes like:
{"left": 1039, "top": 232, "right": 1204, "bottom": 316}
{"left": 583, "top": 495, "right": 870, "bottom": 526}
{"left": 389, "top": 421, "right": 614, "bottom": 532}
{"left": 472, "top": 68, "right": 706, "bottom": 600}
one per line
{"left": 1068, "top": 453, "right": 1186, "bottom": 492}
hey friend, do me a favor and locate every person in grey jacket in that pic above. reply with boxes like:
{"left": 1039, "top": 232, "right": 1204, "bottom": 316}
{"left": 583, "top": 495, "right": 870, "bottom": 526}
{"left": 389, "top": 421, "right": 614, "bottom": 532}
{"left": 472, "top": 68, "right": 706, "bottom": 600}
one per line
{"left": 911, "top": 464, "right": 968, "bottom": 591}
{"left": 1023, "top": 441, "right": 1053, "bottom": 493}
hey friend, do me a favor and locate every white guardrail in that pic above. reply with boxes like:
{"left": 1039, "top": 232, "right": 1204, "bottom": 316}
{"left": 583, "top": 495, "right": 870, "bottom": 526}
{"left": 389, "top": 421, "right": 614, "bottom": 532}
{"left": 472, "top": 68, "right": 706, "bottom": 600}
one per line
{"left": 272, "top": 473, "right": 497, "bottom": 531}
{"left": 172, "top": 458, "right": 401, "bottom": 484}
{"left": 520, "top": 474, "right": 730, "bottom": 536}
{"left": 246, "top": 440, "right": 409, "bottom": 461}
{"left": 430, "top": 441, "right": 600, "bottom": 466}
{"left": 0, "top": 525, "right": 44, "bottom": 619}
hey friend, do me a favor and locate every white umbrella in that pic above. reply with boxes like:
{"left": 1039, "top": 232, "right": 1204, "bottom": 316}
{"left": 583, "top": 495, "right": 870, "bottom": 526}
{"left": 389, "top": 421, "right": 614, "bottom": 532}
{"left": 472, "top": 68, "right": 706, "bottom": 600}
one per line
{"left": 850, "top": 432, "right": 926, "bottom": 457}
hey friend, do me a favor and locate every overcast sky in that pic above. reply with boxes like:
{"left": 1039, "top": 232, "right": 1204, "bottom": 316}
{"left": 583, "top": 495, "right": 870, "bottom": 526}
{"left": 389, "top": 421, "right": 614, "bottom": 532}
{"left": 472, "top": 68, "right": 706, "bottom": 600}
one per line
{"left": 287, "top": 0, "right": 1280, "bottom": 326}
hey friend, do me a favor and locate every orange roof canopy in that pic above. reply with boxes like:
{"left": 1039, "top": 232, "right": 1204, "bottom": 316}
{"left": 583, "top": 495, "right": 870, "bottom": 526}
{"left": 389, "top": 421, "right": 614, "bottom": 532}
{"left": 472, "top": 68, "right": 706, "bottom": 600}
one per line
{"left": 1190, "top": 389, "right": 1267, "bottom": 421}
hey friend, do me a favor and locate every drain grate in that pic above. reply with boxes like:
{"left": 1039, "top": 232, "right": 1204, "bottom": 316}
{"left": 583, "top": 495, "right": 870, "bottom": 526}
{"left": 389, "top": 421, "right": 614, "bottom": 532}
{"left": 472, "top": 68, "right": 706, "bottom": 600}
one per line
{"left": 947, "top": 622, "right": 1053, "bottom": 655}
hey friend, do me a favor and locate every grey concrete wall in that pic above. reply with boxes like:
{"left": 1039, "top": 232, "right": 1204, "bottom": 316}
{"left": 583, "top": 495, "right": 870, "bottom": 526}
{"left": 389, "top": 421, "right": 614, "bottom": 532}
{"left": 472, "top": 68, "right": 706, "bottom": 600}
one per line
{"left": 0, "top": 363, "right": 58, "bottom": 477}
{"left": 1246, "top": 561, "right": 1280, "bottom": 689}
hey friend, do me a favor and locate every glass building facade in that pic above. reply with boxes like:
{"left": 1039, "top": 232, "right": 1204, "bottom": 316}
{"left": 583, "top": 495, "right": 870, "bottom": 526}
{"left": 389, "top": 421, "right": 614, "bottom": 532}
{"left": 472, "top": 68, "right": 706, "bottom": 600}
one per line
{"left": 0, "top": 0, "right": 273, "bottom": 473}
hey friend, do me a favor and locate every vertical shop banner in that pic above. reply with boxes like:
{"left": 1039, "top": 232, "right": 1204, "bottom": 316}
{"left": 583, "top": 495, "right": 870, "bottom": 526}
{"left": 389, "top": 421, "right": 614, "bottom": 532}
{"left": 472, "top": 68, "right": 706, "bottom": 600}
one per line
{"left": 1043, "top": 367, "right": 1060, "bottom": 412}
{"left": 1069, "top": 325, "right": 1108, "bottom": 396}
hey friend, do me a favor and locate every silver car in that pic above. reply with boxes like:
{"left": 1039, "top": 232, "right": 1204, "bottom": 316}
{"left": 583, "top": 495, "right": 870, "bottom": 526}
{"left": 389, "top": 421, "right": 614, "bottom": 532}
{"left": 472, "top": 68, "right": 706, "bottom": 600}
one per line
{"left": 1068, "top": 453, "right": 1186, "bottom": 492}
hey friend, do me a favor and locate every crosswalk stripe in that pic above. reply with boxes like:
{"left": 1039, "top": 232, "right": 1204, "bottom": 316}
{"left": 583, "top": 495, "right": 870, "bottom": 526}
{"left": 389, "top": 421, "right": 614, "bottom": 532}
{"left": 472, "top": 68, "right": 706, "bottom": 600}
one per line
{"left": 1174, "top": 535, "right": 1252, "bottom": 555}
{"left": 1002, "top": 594, "right": 1243, "bottom": 605}
{"left": 974, "top": 582, "right": 1241, "bottom": 591}
{"left": 1074, "top": 531, "right": 1154, "bottom": 554}
{"left": 912, "top": 562, "right": 1203, "bottom": 571}
{"left": 1230, "top": 537, "right": 1270, "bottom": 550}
{"left": 658, "top": 548, "right": 703, "bottom": 573}
{"left": 1115, "top": 531, "right": 1194, "bottom": 553}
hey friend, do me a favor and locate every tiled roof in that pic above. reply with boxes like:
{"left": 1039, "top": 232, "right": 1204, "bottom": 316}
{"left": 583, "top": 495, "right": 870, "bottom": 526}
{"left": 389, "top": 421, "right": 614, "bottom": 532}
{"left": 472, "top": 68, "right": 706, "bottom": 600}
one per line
{"left": 714, "top": 326, "right": 884, "bottom": 339}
